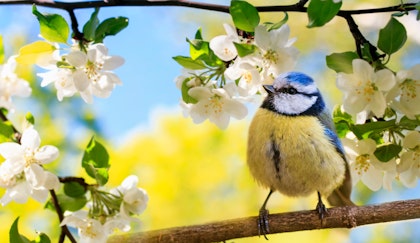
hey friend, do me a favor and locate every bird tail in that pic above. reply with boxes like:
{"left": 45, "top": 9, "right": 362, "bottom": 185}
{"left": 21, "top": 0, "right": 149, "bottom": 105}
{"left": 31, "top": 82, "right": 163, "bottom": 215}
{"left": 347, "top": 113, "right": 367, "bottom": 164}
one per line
{"left": 327, "top": 166, "right": 356, "bottom": 206}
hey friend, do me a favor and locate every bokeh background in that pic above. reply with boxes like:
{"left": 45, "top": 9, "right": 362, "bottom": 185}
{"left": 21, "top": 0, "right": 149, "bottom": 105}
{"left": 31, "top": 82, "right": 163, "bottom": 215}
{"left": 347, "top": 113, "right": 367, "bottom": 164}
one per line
{"left": 0, "top": 0, "right": 419, "bottom": 242}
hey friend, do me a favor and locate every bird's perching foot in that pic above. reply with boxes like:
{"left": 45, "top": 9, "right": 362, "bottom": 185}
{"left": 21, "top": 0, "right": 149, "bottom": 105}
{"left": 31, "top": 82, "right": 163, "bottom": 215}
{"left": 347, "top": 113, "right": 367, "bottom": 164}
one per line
{"left": 258, "top": 190, "right": 274, "bottom": 240}
{"left": 315, "top": 191, "right": 328, "bottom": 220}
{"left": 258, "top": 207, "right": 270, "bottom": 240}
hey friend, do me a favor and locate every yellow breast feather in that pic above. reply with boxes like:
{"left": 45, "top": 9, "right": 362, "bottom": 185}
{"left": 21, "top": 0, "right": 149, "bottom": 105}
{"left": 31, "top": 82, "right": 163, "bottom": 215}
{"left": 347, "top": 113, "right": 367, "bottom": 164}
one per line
{"left": 247, "top": 108, "right": 346, "bottom": 197}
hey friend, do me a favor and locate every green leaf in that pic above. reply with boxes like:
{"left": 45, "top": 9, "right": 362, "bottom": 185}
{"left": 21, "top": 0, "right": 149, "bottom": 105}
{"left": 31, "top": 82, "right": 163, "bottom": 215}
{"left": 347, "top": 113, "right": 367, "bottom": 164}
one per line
{"left": 416, "top": 3, "right": 420, "bottom": 20}
{"left": 0, "top": 120, "right": 14, "bottom": 142}
{"left": 194, "top": 28, "right": 203, "bottom": 40}
{"left": 181, "top": 77, "right": 199, "bottom": 104}
{"left": 173, "top": 56, "right": 206, "bottom": 70}
{"left": 32, "top": 5, "right": 69, "bottom": 43}
{"left": 188, "top": 38, "right": 210, "bottom": 60}
{"left": 83, "top": 8, "right": 100, "bottom": 41}
{"left": 398, "top": 116, "right": 420, "bottom": 130}
{"left": 64, "top": 181, "right": 87, "bottom": 198}
{"left": 15, "top": 41, "right": 56, "bottom": 65}
{"left": 25, "top": 112, "right": 35, "bottom": 125}
{"left": 233, "top": 42, "right": 257, "bottom": 57}
{"left": 307, "top": 0, "right": 342, "bottom": 28}
{"left": 263, "top": 12, "right": 289, "bottom": 31}
{"left": 82, "top": 137, "right": 110, "bottom": 186}
{"left": 0, "top": 35, "right": 4, "bottom": 64}
{"left": 46, "top": 194, "right": 87, "bottom": 212}
{"left": 229, "top": 0, "right": 260, "bottom": 32}
{"left": 351, "top": 119, "right": 396, "bottom": 139}
{"left": 9, "top": 217, "right": 31, "bottom": 243}
{"left": 378, "top": 17, "right": 407, "bottom": 55}
{"left": 332, "top": 105, "right": 353, "bottom": 137}
{"left": 33, "top": 233, "right": 51, "bottom": 243}
{"left": 94, "top": 17, "right": 129, "bottom": 43}
{"left": 326, "top": 51, "right": 359, "bottom": 73}
{"left": 374, "top": 143, "right": 402, "bottom": 162}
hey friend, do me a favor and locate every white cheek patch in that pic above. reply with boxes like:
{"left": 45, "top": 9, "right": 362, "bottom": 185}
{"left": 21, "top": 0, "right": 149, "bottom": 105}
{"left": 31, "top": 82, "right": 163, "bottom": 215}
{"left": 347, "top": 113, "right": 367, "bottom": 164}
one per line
{"left": 273, "top": 94, "right": 318, "bottom": 115}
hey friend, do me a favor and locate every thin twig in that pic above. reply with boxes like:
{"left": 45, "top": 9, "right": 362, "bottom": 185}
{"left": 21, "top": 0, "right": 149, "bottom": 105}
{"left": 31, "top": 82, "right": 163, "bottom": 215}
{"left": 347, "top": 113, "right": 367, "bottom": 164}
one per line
{"left": 49, "top": 190, "right": 77, "bottom": 243}
{"left": 108, "top": 199, "right": 420, "bottom": 243}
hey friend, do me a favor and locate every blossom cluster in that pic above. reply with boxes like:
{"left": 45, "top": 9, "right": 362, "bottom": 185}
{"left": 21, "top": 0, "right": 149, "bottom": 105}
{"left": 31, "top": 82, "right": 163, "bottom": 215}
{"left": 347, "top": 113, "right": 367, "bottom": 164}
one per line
{"left": 38, "top": 42, "right": 124, "bottom": 104}
{"left": 0, "top": 126, "right": 59, "bottom": 205}
{"left": 61, "top": 175, "right": 149, "bottom": 242}
{"left": 0, "top": 56, "right": 31, "bottom": 111}
{"left": 174, "top": 23, "right": 299, "bottom": 129}
{"left": 336, "top": 59, "right": 420, "bottom": 190}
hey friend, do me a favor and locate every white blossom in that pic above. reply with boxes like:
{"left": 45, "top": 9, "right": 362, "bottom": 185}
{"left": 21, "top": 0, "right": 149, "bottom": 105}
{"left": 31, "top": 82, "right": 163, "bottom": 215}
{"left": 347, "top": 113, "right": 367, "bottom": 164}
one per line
{"left": 397, "top": 131, "right": 420, "bottom": 187}
{"left": 66, "top": 43, "right": 124, "bottom": 103}
{"left": 252, "top": 24, "right": 299, "bottom": 79}
{"left": 61, "top": 210, "right": 130, "bottom": 243}
{"left": 342, "top": 137, "right": 396, "bottom": 191}
{"left": 209, "top": 23, "right": 240, "bottom": 62}
{"left": 336, "top": 59, "right": 396, "bottom": 118}
{"left": 0, "top": 56, "right": 31, "bottom": 110}
{"left": 390, "top": 64, "right": 420, "bottom": 119}
{"left": 225, "top": 58, "right": 262, "bottom": 96}
{"left": 38, "top": 43, "right": 124, "bottom": 103}
{"left": 187, "top": 85, "right": 247, "bottom": 129}
{"left": 110, "top": 175, "right": 149, "bottom": 218}
{"left": 0, "top": 127, "right": 59, "bottom": 205}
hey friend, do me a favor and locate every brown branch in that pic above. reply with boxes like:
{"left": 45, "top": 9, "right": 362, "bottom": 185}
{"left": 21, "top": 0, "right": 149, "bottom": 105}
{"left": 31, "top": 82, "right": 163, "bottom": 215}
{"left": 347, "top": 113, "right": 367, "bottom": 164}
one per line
{"left": 108, "top": 199, "right": 420, "bottom": 243}
{"left": 49, "top": 190, "right": 77, "bottom": 243}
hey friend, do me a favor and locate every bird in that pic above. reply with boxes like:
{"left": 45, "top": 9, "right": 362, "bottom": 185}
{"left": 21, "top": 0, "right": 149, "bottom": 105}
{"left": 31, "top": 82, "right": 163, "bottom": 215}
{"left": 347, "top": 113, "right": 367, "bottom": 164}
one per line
{"left": 247, "top": 71, "right": 354, "bottom": 238}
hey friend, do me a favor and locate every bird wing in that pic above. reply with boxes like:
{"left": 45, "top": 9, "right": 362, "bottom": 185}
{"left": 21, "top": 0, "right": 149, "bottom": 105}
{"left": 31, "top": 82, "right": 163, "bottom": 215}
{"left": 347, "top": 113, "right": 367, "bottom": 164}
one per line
{"left": 317, "top": 108, "right": 355, "bottom": 206}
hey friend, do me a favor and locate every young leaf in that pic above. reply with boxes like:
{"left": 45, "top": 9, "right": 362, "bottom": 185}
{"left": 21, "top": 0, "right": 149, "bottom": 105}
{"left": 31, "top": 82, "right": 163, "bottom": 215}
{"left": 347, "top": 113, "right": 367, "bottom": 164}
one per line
{"left": 82, "top": 136, "right": 110, "bottom": 186}
{"left": 33, "top": 232, "right": 51, "bottom": 243}
{"left": 9, "top": 217, "right": 31, "bottom": 243}
{"left": 398, "top": 116, "right": 420, "bottom": 130}
{"left": 378, "top": 17, "right": 407, "bottom": 55}
{"left": 0, "top": 120, "right": 14, "bottom": 142}
{"left": 263, "top": 12, "right": 288, "bottom": 31}
{"left": 83, "top": 8, "right": 100, "bottom": 41}
{"left": 173, "top": 56, "right": 206, "bottom": 70}
{"left": 181, "top": 77, "right": 198, "bottom": 104}
{"left": 25, "top": 112, "right": 35, "bottom": 125}
{"left": 32, "top": 5, "right": 69, "bottom": 43}
{"left": 351, "top": 119, "right": 396, "bottom": 139}
{"left": 233, "top": 42, "right": 257, "bottom": 57}
{"left": 229, "top": 0, "right": 260, "bottom": 32}
{"left": 64, "top": 181, "right": 87, "bottom": 198}
{"left": 46, "top": 194, "right": 87, "bottom": 212}
{"left": 188, "top": 38, "right": 210, "bottom": 60}
{"left": 15, "top": 41, "right": 56, "bottom": 65}
{"left": 326, "top": 51, "right": 359, "bottom": 73}
{"left": 374, "top": 143, "right": 402, "bottom": 162}
{"left": 307, "top": 0, "right": 342, "bottom": 28}
{"left": 94, "top": 17, "right": 129, "bottom": 43}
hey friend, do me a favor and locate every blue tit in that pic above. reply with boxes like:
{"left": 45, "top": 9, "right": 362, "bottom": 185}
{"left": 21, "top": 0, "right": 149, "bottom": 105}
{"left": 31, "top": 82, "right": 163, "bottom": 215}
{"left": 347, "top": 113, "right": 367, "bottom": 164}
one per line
{"left": 247, "top": 72, "right": 354, "bottom": 238}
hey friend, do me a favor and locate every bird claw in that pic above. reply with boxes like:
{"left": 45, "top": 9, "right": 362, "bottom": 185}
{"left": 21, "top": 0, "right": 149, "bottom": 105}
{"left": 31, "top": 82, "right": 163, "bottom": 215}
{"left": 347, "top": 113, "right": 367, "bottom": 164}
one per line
{"left": 316, "top": 200, "right": 328, "bottom": 220}
{"left": 258, "top": 208, "right": 270, "bottom": 240}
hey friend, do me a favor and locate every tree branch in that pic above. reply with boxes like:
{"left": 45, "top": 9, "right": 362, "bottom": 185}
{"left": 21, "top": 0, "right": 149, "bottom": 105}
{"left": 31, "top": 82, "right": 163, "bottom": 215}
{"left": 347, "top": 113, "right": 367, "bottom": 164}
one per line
{"left": 107, "top": 199, "right": 420, "bottom": 243}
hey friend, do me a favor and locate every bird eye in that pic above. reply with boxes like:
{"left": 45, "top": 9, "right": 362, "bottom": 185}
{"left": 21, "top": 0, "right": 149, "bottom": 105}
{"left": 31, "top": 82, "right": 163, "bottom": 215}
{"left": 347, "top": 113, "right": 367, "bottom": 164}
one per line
{"left": 279, "top": 87, "right": 298, "bottom": 94}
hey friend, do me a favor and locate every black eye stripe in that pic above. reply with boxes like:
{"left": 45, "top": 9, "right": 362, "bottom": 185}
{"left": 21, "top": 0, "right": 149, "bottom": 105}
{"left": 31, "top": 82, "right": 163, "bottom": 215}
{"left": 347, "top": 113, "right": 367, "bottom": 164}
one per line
{"left": 278, "top": 87, "right": 298, "bottom": 94}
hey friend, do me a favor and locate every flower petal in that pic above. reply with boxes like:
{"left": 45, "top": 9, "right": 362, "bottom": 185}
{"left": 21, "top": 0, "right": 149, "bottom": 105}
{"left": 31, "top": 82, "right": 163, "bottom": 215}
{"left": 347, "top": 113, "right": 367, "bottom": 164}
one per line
{"left": 35, "top": 145, "right": 59, "bottom": 164}
{"left": 21, "top": 128, "right": 41, "bottom": 150}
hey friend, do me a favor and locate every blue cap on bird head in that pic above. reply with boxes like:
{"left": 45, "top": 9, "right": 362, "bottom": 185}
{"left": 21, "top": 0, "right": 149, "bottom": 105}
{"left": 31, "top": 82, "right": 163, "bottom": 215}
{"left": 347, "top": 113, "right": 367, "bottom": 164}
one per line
{"left": 273, "top": 72, "right": 315, "bottom": 90}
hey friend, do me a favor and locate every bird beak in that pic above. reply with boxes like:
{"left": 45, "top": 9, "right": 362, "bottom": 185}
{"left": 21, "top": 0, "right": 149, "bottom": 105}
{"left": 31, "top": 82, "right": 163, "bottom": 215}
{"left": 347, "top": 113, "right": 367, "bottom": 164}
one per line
{"left": 263, "top": 85, "right": 275, "bottom": 94}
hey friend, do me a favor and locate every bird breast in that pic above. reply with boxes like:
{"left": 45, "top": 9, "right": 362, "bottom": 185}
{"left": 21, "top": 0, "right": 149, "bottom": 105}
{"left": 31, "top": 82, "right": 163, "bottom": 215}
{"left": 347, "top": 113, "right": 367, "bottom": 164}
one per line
{"left": 247, "top": 108, "right": 346, "bottom": 197}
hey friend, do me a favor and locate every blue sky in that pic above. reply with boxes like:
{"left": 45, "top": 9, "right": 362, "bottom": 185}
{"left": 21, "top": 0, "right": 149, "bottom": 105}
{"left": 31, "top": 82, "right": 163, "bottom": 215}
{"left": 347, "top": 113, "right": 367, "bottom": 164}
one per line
{"left": 0, "top": 3, "right": 210, "bottom": 139}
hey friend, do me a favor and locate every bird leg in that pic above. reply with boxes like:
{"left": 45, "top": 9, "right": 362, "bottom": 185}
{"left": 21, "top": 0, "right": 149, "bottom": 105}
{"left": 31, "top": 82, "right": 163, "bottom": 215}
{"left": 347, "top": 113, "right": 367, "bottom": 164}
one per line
{"left": 258, "top": 190, "right": 273, "bottom": 240}
{"left": 315, "top": 191, "right": 328, "bottom": 220}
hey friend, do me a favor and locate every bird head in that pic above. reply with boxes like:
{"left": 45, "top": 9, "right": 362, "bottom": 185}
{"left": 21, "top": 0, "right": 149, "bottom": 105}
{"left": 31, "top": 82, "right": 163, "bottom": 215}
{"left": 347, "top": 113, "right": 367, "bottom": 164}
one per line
{"left": 261, "top": 72, "right": 325, "bottom": 116}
